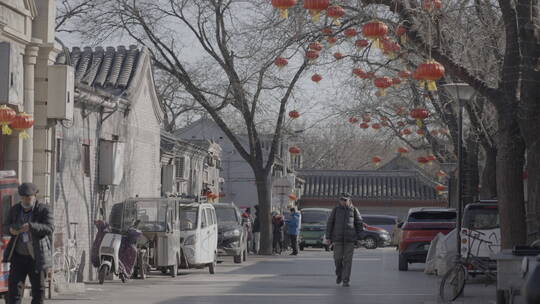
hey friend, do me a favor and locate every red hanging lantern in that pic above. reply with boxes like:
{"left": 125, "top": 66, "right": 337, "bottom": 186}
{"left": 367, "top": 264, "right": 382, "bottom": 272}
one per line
{"left": 289, "top": 110, "right": 300, "bottom": 119}
{"left": 423, "top": 0, "right": 442, "bottom": 12}
{"left": 359, "top": 122, "right": 370, "bottom": 129}
{"left": 392, "top": 77, "right": 402, "bottom": 87}
{"left": 398, "top": 70, "right": 412, "bottom": 79}
{"left": 327, "top": 36, "right": 338, "bottom": 45}
{"left": 321, "top": 27, "right": 333, "bottom": 35}
{"left": 333, "top": 52, "right": 344, "bottom": 60}
{"left": 416, "top": 129, "right": 426, "bottom": 136}
{"left": 311, "top": 73, "right": 323, "bottom": 83}
{"left": 355, "top": 39, "right": 369, "bottom": 50}
{"left": 398, "top": 147, "right": 409, "bottom": 154}
{"left": 326, "top": 5, "right": 345, "bottom": 26}
{"left": 303, "top": 0, "right": 330, "bottom": 21}
{"left": 416, "top": 60, "right": 445, "bottom": 91}
{"left": 402, "top": 128, "right": 412, "bottom": 135}
{"left": 396, "top": 25, "right": 407, "bottom": 44}
{"left": 309, "top": 42, "right": 323, "bottom": 51}
{"left": 344, "top": 28, "right": 358, "bottom": 39}
{"left": 0, "top": 105, "right": 17, "bottom": 135}
{"left": 288, "top": 193, "right": 298, "bottom": 201}
{"left": 417, "top": 156, "right": 429, "bottom": 166}
{"left": 306, "top": 50, "right": 320, "bottom": 62}
{"left": 374, "top": 77, "right": 393, "bottom": 96}
{"left": 435, "top": 184, "right": 447, "bottom": 192}
{"left": 372, "top": 156, "right": 382, "bottom": 167}
{"left": 289, "top": 146, "right": 301, "bottom": 154}
{"left": 352, "top": 68, "right": 366, "bottom": 78}
{"left": 372, "top": 123, "right": 381, "bottom": 130}
{"left": 271, "top": 0, "right": 297, "bottom": 19}
{"left": 410, "top": 108, "right": 429, "bottom": 127}
{"left": 348, "top": 117, "right": 359, "bottom": 124}
{"left": 10, "top": 112, "right": 34, "bottom": 139}
{"left": 382, "top": 40, "right": 401, "bottom": 58}
{"left": 362, "top": 21, "right": 388, "bottom": 48}
{"left": 426, "top": 155, "right": 437, "bottom": 165}
{"left": 274, "top": 57, "right": 289, "bottom": 69}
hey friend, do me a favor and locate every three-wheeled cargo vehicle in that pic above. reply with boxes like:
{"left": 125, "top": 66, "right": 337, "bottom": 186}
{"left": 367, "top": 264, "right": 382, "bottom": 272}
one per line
{"left": 109, "top": 198, "right": 194, "bottom": 278}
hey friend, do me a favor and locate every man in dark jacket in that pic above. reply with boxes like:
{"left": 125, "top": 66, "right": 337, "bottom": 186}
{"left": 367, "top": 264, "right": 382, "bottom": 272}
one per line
{"left": 4, "top": 183, "right": 54, "bottom": 304}
{"left": 252, "top": 205, "right": 261, "bottom": 254}
{"left": 325, "top": 193, "right": 363, "bottom": 287}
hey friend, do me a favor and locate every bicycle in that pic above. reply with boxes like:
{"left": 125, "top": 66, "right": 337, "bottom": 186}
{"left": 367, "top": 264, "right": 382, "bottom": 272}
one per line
{"left": 64, "top": 222, "right": 81, "bottom": 283}
{"left": 439, "top": 229, "right": 498, "bottom": 302}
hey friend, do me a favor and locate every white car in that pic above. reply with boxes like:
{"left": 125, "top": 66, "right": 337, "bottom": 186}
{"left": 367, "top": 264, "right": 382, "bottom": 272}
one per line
{"left": 179, "top": 203, "right": 218, "bottom": 274}
{"left": 461, "top": 202, "right": 500, "bottom": 269}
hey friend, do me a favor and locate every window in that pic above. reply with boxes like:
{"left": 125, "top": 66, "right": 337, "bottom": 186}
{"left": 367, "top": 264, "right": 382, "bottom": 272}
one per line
{"left": 362, "top": 216, "right": 397, "bottom": 226}
{"left": 179, "top": 206, "right": 198, "bottom": 230}
{"left": 82, "top": 144, "right": 91, "bottom": 177}
{"left": 408, "top": 211, "right": 456, "bottom": 223}
{"left": 210, "top": 209, "right": 216, "bottom": 225}
{"left": 201, "top": 208, "right": 208, "bottom": 228}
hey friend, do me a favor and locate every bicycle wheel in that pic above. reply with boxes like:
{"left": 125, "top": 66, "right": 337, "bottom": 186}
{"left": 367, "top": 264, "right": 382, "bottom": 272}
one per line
{"left": 53, "top": 251, "right": 70, "bottom": 284}
{"left": 439, "top": 264, "right": 467, "bottom": 302}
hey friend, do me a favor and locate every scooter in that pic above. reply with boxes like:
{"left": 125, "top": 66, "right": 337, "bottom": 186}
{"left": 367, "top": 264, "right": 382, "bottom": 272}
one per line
{"left": 98, "top": 221, "right": 142, "bottom": 284}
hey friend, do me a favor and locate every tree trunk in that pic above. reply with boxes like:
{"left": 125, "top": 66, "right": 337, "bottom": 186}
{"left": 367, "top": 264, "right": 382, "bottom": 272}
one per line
{"left": 526, "top": 144, "right": 540, "bottom": 241}
{"left": 479, "top": 146, "right": 497, "bottom": 199}
{"left": 496, "top": 112, "right": 527, "bottom": 249}
{"left": 254, "top": 170, "right": 273, "bottom": 255}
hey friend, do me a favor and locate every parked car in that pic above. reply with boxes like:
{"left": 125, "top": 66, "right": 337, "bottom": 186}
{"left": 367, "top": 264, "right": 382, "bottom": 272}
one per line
{"left": 361, "top": 214, "right": 399, "bottom": 245}
{"left": 359, "top": 223, "right": 391, "bottom": 249}
{"left": 214, "top": 203, "right": 248, "bottom": 264}
{"left": 398, "top": 207, "right": 456, "bottom": 271}
{"left": 179, "top": 202, "right": 218, "bottom": 274}
{"left": 299, "top": 208, "right": 332, "bottom": 251}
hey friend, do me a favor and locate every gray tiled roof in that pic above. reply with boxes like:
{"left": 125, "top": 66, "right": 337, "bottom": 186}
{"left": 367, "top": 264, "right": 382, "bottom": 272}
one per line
{"left": 56, "top": 45, "right": 141, "bottom": 95}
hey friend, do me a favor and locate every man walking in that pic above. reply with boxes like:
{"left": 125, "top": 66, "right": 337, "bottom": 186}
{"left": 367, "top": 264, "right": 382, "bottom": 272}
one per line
{"left": 4, "top": 183, "right": 54, "bottom": 304}
{"left": 286, "top": 207, "right": 301, "bottom": 256}
{"left": 325, "top": 193, "right": 363, "bottom": 287}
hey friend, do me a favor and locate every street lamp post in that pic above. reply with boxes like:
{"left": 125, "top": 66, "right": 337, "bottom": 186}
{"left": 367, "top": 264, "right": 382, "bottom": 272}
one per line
{"left": 441, "top": 83, "right": 476, "bottom": 259}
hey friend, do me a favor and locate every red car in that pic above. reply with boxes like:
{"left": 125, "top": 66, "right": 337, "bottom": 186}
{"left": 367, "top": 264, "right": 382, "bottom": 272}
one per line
{"left": 398, "top": 208, "right": 456, "bottom": 271}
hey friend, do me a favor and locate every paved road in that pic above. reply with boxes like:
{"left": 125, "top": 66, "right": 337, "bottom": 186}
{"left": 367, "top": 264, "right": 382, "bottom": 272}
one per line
{"left": 47, "top": 247, "right": 495, "bottom": 304}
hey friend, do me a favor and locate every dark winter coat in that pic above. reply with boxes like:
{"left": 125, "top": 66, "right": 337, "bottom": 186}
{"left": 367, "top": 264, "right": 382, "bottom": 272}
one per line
{"left": 3, "top": 202, "right": 54, "bottom": 271}
{"left": 326, "top": 205, "right": 363, "bottom": 243}
{"left": 272, "top": 215, "right": 284, "bottom": 241}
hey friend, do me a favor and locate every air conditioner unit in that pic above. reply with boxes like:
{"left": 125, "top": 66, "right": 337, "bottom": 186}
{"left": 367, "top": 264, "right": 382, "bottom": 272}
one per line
{"left": 0, "top": 42, "right": 23, "bottom": 105}
{"left": 47, "top": 65, "right": 74, "bottom": 120}
{"left": 99, "top": 140, "right": 125, "bottom": 185}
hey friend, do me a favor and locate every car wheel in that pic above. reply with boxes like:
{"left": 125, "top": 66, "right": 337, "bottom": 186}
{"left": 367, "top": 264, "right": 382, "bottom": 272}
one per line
{"left": 364, "top": 237, "right": 377, "bottom": 249}
{"left": 234, "top": 251, "right": 242, "bottom": 264}
{"left": 399, "top": 253, "right": 408, "bottom": 271}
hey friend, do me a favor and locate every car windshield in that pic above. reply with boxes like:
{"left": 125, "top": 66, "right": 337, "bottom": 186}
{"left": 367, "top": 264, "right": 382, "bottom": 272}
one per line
{"left": 136, "top": 201, "right": 168, "bottom": 232}
{"left": 463, "top": 207, "right": 499, "bottom": 230}
{"left": 215, "top": 207, "right": 238, "bottom": 223}
{"left": 179, "top": 206, "right": 198, "bottom": 231}
{"left": 302, "top": 211, "right": 329, "bottom": 224}
{"left": 408, "top": 211, "right": 456, "bottom": 223}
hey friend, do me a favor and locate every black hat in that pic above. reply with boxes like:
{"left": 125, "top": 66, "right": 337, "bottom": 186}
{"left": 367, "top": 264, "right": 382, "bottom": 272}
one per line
{"left": 340, "top": 192, "right": 351, "bottom": 200}
{"left": 18, "top": 183, "right": 39, "bottom": 196}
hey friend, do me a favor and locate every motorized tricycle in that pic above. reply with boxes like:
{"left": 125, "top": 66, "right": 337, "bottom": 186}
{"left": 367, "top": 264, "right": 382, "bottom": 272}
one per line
{"left": 110, "top": 198, "right": 192, "bottom": 278}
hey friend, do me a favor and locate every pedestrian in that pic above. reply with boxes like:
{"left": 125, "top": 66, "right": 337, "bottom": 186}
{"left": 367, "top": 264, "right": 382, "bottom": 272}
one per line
{"left": 325, "top": 193, "right": 363, "bottom": 287}
{"left": 4, "top": 183, "right": 54, "bottom": 304}
{"left": 272, "top": 211, "right": 284, "bottom": 254}
{"left": 286, "top": 207, "right": 301, "bottom": 256}
{"left": 252, "top": 205, "right": 261, "bottom": 254}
